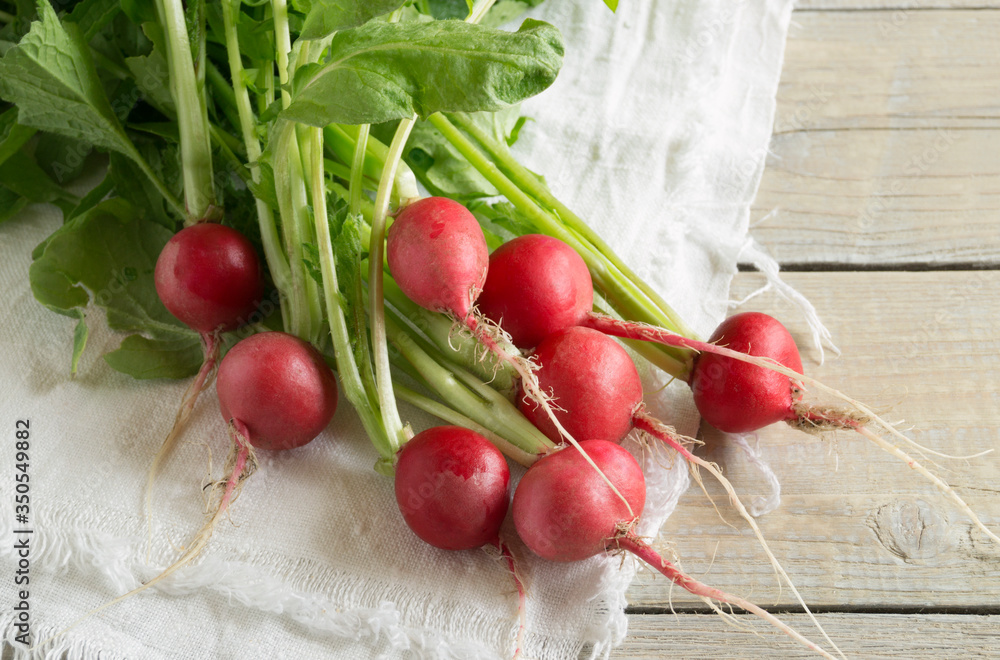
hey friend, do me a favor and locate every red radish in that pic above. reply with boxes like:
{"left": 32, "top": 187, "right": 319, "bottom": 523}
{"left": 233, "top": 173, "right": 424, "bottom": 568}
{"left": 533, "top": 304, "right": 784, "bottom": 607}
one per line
{"left": 217, "top": 331, "right": 339, "bottom": 451}
{"left": 394, "top": 426, "right": 510, "bottom": 551}
{"left": 477, "top": 234, "right": 593, "bottom": 349}
{"left": 146, "top": 223, "right": 265, "bottom": 549}
{"left": 63, "top": 332, "right": 338, "bottom": 634}
{"left": 392, "top": 426, "right": 526, "bottom": 655}
{"left": 518, "top": 327, "right": 641, "bottom": 445}
{"left": 482, "top": 234, "right": 1000, "bottom": 546}
{"left": 155, "top": 223, "right": 264, "bottom": 334}
{"left": 681, "top": 312, "right": 1000, "bottom": 546}
{"left": 688, "top": 312, "right": 804, "bottom": 434}
{"left": 387, "top": 197, "right": 488, "bottom": 321}
{"left": 512, "top": 440, "right": 835, "bottom": 658}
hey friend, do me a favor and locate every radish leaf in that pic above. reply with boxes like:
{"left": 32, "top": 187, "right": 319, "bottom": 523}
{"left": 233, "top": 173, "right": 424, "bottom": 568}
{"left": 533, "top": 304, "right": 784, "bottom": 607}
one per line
{"left": 0, "top": 2, "right": 136, "bottom": 156}
{"left": 283, "top": 18, "right": 563, "bottom": 126}
{"left": 29, "top": 199, "right": 202, "bottom": 379}
{"left": 299, "top": 0, "right": 408, "bottom": 40}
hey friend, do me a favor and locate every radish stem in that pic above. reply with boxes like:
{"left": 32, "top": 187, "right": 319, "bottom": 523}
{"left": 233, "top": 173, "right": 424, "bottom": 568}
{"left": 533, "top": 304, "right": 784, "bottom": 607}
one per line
{"left": 220, "top": 0, "right": 291, "bottom": 295}
{"left": 155, "top": 0, "right": 217, "bottom": 222}
{"left": 369, "top": 116, "right": 419, "bottom": 452}
{"left": 308, "top": 126, "right": 393, "bottom": 457}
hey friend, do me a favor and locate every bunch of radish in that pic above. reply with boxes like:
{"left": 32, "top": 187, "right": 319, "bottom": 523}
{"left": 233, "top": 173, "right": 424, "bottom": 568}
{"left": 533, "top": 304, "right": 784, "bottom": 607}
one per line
{"left": 18, "top": 1, "right": 997, "bottom": 656}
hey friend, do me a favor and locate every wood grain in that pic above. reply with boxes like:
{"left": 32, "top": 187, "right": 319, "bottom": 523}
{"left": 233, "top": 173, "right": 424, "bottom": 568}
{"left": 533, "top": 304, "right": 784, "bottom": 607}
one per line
{"left": 619, "top": 612, "right": 1000, "bottom": 658}
{"left": 775, "top": 11, "right": 1000, "bottom": 132}
{"left": 748, "top": 10, "right": 1000, "bottom": 265}
{"left": 626, "top": 271, "right": 1000, "bottom": 610}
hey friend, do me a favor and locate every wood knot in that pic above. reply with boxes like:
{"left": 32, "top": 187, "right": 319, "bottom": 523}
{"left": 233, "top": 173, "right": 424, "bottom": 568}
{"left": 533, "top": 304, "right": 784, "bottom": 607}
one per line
{"left": 867, "top": 499, "right": 954, "bottom": 564}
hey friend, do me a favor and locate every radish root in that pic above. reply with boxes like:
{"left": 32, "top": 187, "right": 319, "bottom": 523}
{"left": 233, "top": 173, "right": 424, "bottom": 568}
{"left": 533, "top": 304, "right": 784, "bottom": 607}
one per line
{"left": 612, "top": 533, "right": 837, "bottom": 660}
{"left": 592, "top": 314, "right": 1000, "bottom": 547}
{"left": 145, "top": 330, "right": 221, "bottom": 562}
{"left": 497, "top": 539, "right": 528, "bottom": 660}
{"left": 631, "top": 411, "right": 845, "bottom": 659}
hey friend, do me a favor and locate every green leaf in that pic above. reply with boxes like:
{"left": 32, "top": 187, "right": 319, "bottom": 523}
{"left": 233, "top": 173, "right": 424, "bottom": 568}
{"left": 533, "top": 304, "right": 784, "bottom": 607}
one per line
{"left": 603, "top": 0, "right": 618, "bottom": 10}
{"left": 478, "top": 1, "right": 544, "bottom": 28}
{"left": 0, "top": 185, "right": 29, "bottom": 225}
{"left": 124, "top": 23, "right": 175, "bottom": 115}
{"left": 66, "top": 0, "right": 122, "bottom": 41}
{"left": 425, "top": 0, "right": 469, "bottom": 20}
{"left": 283, "top": 18, "right": 563, "bottom": 126}
{"left": 29, "top": 198, "right": 201, "bottom": 379}
{"left": 33, "top": 132, "right": 92, "bottom": 185}
{"left": 65, "top": 171, "right": 114, "bottom": 222}
{"left": 0, "top": 107, "right": 37, "bottom": 167}
{"left": 299, "top": 0, "right": 408, "bottom": 40}
{"left": 468, "top": 199, "right": 533, "bottom": 249}
{"left": 120, "top": 0, "right": 157, "bottom": 25}
{"left": 108, "top": 139, "right": 182, "bottom": 230}
{"left": 0, "top": 1, "right": 136, "bottom": 156}
{"left": 0, "top": 149, "right": 72, "bottom": 206}
{"left": 104, "top": 334, "right": 204, "bottom": 379}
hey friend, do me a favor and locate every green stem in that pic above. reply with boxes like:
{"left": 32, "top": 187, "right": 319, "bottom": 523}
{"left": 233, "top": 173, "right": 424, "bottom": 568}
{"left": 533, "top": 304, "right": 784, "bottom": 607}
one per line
{"left": 327, "top": 124, "right": 418, "bottom": 202}
{"left": 448, "top": 111, "right": 699, "bottom": 340}
{"left": 156, "top": 0, "right": 216, "bottom": 223}
{"left": 205, "top": 61, "right": 243, "bottom": 134}
{"left": 271, "top": 0, "right": 293, "bottom": 109}
{"left": 427, "top": 113, "right": 691, "bottom": 375}
{"left": 308, "top": 127, "right": 393, "bottom": 458}
{"left": 274, "top": 123, "right": 314, "bottom": 339}
{"left": 295, "top": 124, "right": 324, "bottom": 343}
{"left": 323, "top": 158, "right": 354, "bottom": 185}
{"left": 220, "top": 0, "right": 291, "bottom": 296}
{"left": 0, "top": 9, "right": 14, "bottom": 23}
{"left": 468, "top": 0, "right": 499, "bottom": 23}
{"left": 384, "top": 313, "right": 552, "bottom": 458}
{"left": 349, "top": 124, "right": 370, "bottom": 218}
{"left": 393, "top": 384, "right": 537, "bottom": 467}
{"left": 368, "top": 116, "right": 417, "bottom": 451}
{"left": 383, "top": 277, "right": 516, "bottom": 396}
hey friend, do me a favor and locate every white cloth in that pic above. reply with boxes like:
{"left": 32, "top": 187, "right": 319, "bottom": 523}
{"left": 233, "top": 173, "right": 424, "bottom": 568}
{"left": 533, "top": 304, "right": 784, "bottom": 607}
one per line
{"left": 0, "top": 0, "right": 794, "bottom": 657}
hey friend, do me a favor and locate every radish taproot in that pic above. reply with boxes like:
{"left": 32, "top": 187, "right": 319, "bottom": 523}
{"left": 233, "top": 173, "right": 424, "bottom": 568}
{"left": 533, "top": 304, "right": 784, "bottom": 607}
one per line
{"left": 512, "top": 440, "right": 837, "bottom": 659}
{"left": 145, "top": 223, "right": 265, "bottom": 550}
{"left": 482, "top": 234, "right": 1000, "bottom": 545}
{"left": 393, "top": 425, "right": 527, "bottom": 656}
{"left": 50, "top": 332, "right": 338, "bottom": 639}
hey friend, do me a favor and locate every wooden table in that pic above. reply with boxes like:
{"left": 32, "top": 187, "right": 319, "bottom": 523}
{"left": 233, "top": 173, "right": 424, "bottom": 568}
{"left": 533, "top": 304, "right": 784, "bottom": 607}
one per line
{"left": 620, "top": 2, "right": 1000, "bottom": 656}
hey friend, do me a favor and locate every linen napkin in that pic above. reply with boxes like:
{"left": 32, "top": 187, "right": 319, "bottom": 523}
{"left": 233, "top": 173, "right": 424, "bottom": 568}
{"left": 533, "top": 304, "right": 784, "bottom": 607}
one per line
{"left": 0, "top": 0, "right": 795, "bottom": 657}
